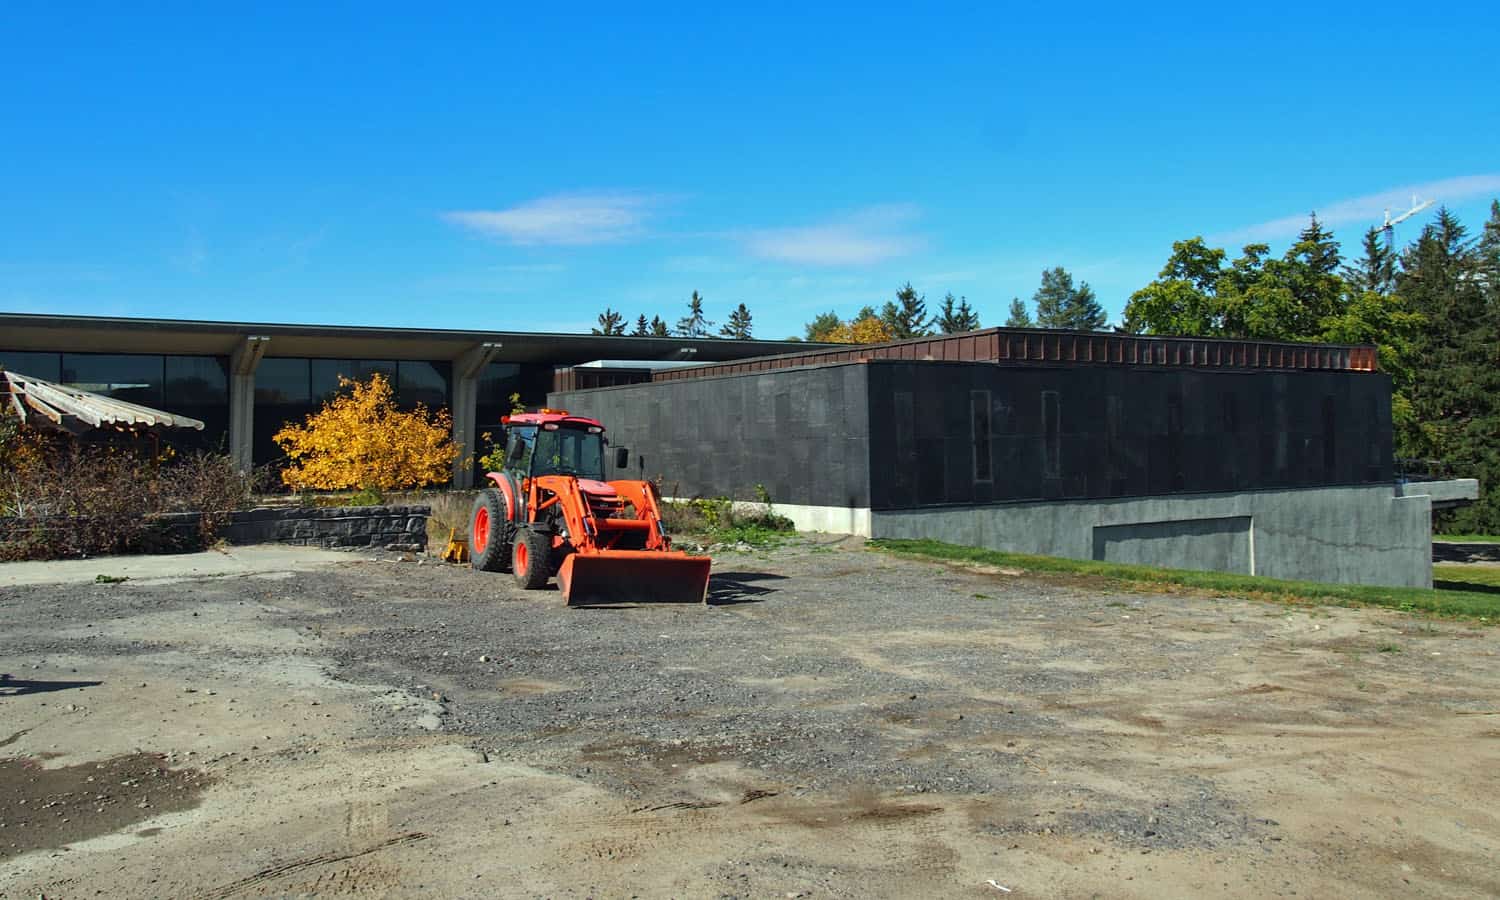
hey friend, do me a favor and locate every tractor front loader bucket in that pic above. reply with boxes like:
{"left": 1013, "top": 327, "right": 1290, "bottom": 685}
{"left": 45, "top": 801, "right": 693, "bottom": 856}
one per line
{"left": 558, "top": 551, "right": 712, "bottom": 606}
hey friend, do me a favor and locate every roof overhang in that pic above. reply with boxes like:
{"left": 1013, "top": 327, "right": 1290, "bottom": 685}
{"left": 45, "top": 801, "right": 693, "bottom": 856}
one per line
{"left": 0, "top": 313, "right": 819, "bottom": 365}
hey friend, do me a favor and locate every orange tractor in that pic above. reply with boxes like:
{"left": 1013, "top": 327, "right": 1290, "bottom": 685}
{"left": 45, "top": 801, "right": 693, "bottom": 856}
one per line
{"left": 468, "top": 410, "right": 711, "bottom": 605}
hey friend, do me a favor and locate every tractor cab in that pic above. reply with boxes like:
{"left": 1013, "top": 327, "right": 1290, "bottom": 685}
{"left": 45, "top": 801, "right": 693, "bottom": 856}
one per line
{"left": 501, "top": 410, "right": 609, "bottom": 483}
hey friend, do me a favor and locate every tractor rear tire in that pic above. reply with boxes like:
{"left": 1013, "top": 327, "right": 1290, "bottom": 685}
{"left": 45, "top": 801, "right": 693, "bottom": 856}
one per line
{"left": 512, "top": 528, "right": 551, "bottom": 590}
{"left": 470, "top": 489, "right": 511, "bottom": 572}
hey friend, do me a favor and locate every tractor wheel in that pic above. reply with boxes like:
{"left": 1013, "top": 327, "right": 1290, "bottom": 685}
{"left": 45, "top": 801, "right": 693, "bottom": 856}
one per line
{"left": 470, "top": 489, "right": 511, "bottom": 572}
{"left": 511, "top": 528, "right": 551, "bottom": 590}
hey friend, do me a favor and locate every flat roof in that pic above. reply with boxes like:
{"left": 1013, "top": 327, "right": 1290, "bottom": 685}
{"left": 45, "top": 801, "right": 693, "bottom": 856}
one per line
{"left": 651, "top": 327, "right": 1381, "bottom": 382}
{"left": 0, "top": 313, "right": 817, "bottom": 365}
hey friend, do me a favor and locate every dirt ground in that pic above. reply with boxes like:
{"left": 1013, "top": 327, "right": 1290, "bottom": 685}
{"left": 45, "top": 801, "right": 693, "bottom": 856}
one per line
{"left": 2, "top": 538, "right": 1498, "bottom": 899}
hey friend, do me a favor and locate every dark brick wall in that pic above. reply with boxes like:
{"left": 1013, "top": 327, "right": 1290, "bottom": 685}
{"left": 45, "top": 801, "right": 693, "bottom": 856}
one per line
{"left": 551, "top": 359, "right": 1394, "bottom": 513}
{"left": 865, "top": 361, "right": 1394, "bottom": 509}
{"left": 551, "top": 364, "right": 871, "bottom": 507}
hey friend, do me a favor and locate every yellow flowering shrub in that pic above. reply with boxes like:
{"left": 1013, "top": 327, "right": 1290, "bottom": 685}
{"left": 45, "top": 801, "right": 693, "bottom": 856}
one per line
{"left": 274, "top": 373, "right": 458, "bottom": 491}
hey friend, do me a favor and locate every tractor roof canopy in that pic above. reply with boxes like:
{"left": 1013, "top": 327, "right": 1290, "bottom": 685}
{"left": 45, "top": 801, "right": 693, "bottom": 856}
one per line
{"left": 502, "top": 409, "right": 604, "bottom": 431}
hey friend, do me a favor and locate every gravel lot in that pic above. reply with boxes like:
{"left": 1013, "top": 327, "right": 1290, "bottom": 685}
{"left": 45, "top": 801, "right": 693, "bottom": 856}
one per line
{"left": 3, "top": 537, "right": 1498, "bottom": 898}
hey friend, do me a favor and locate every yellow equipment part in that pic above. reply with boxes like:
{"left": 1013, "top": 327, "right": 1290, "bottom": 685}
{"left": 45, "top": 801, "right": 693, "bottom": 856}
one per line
{"left": 441, "top": 527, "right": 469, "bottom": 564}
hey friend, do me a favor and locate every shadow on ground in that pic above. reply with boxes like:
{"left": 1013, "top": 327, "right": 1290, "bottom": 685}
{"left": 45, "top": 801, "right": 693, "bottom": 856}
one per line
{"left": 708, "top": 571, "right": 786, "bottom": 605}
{"left": 0, "top": 676, "right": 104, "bottom": 697}
{"left": 1433, "top": 542, "right": 1500, "bottom": 564}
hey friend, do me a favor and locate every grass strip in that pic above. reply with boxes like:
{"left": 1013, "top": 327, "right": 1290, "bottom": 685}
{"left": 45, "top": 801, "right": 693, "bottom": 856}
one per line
{"left": 868, "top": 538, "right": 1499, "bottom": 621}
{"left": 1435, "top": 533, "right": 1500, "bottom": 544}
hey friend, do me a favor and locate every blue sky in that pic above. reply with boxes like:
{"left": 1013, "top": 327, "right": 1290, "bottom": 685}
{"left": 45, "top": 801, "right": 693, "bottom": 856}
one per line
{"left": 4, "top": 2, "right": 1498, "bottom": 340}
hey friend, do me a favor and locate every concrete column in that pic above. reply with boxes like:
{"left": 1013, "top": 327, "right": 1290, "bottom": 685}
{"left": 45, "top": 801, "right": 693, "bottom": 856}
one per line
{"left": 451, "top": 342, "right": 502, "bottom": 488}
{"left": 228, "top": 336, "right": 269, "bottom": 473}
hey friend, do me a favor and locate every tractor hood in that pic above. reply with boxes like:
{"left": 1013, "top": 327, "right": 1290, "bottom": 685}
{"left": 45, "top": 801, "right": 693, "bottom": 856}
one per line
{"left": 577, "top": 479, "right": 617, "bottom": 497}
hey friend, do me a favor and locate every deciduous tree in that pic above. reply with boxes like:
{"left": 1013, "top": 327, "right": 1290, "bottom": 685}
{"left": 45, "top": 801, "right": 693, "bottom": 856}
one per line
{"left": 828, "top": 308, "right": 894, "bottom": 344}
{"left": 804, "top": 311, "right": 842, "bottom": 342}
{"left": 274, "top": 374, "right": 457, "bottom": 491}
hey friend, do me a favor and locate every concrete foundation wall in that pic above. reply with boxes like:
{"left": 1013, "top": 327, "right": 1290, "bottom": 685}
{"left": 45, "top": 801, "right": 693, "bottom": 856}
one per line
{"left": 871, "top": 484, "right": 1433, "bottom": 588}
{"left": 666, "top": 498, "right": 873, "bottom": 537}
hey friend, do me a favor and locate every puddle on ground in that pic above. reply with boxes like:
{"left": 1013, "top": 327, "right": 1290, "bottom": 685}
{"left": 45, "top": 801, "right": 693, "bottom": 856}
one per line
{"left": 0, "top": 752, "right": 213, "bottom": 859}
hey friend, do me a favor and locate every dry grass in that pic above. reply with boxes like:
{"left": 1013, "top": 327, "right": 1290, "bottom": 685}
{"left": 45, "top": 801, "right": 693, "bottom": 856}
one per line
{"left": 386, "top": 489, "right": 477, "bottom": 554}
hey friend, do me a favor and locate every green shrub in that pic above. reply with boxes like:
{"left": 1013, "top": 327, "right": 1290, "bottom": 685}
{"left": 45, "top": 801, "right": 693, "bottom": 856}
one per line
{"left": 659, "top": 484, "right": 794, "bottom": 549}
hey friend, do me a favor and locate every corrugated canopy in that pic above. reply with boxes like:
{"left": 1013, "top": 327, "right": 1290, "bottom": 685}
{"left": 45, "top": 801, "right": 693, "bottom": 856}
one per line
{"left": 2, "top": 370, "right": 206, "bottom": 434}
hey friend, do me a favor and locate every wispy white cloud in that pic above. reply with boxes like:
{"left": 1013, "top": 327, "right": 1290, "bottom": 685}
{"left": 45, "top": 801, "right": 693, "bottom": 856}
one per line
{"left": 739, "top": 204, "right": 925, "bottom": 266}
{"left": 1219, "top": 174, "right": 1500, "bottom": 243}
{"left": 443, "top": 192, "right": 663, "bottom": 246}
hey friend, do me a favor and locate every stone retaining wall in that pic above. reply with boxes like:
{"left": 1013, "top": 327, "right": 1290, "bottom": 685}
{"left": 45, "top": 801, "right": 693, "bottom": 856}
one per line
{"left": 2, "top": 504, "right": 431, "bottom": 557}
{"left": 220, "top": 504, "right": 431, "bottom": 550}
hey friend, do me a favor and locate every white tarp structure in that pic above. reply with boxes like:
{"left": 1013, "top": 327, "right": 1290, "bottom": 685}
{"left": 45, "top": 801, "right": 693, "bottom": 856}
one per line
{"left": 2, "top": 370, "right": 205, "bottom": 434}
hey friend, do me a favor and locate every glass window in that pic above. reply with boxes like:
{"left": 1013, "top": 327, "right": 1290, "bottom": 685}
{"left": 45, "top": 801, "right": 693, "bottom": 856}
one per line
{"left": 358, "top": 359, "right": 397, "bottom": 386}
{"left": 164, "top": 356, "right": 228, "bottom": 405}
{"left": 532, "top": 426, "right": 605, "bottom": 480}
{"left": 397, "top": 361, "right": 450, "bottom": 408}
{"left": 506, "top": 426, "right": 536, "bottom": 474}
{"left": 61, "top": 353, "right": 164, "bottom": 406}
{"left": 0, "top": 350, "right": 62, "bottom": 382}
{"left": 478, "top": 362, "right": 521, "bottom": 404}
{"left": 255, "top": 358, "right": 310, "bottom": 404}
{"left": 310, "top": 359, "right": 359, "bottom": 401}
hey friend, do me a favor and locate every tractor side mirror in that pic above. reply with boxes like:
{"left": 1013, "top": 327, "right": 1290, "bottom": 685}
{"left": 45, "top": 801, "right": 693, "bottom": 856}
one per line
{"left": 614, "top": 447, "right": 630, "bottom": 469}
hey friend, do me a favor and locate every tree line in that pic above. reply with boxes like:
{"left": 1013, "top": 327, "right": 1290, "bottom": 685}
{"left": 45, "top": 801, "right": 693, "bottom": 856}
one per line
{"left": 592, "top": 264, "right": 1110, "bottom": 345}
{"left": 593, "top": 291, "right": 755, "bottom": 340}
{"left": 1121, "top": 202, "right": 1500, "bottom": 533}
{"left": 801, "top": 269, "right": 1107, "bottom": 343}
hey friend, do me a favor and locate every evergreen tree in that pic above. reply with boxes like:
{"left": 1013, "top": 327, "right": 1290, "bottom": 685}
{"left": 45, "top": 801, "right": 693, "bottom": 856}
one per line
{"left": 880, "top": 282, "right": 933, "bottom": 339}
{"left": 1295, "top": 213, "right": 1341, "bottom": 274}
{"left": 1065, "top": 279, "right": 1107, "bottom": 330}
{"left": 1399, "top": 206, "right": 1500, "bottom": 531}
{"left": 1004, "top": 297, "right": 1032, "bottom": 328}
{"left": 804, "top": 311, "right": 842, "bottom": 342}
{"left": 935, "top": 292, "right": 981, "bottom": 333}
{"left": 1343, "top": 227, "right": 1396, "bottom": 295}
{"left": 1033, "top": 268, "right": 1069, "bottom": 327}
{"left": 649, "top": 315, "right": 670, "bottom": 337}
{"left": 675, "top": 290, "right": 714, "bottom": 338}
{"left": 1480, "top": 199, "right": 1500, "bottom": 282}
{"left": 1274, "top": 214, "right": 1345, "bottom": 336}
{"left": 591, "top": 308, "right": 626, "bottom": 336}
{"left": 1033, "top": 267, "right": 1106, "bottom": 330}
{"left": 720, "top": 303, "right": 753, "bottom": 339}
{"left": 631, "top": 314, "right": 650, "bottom": 337}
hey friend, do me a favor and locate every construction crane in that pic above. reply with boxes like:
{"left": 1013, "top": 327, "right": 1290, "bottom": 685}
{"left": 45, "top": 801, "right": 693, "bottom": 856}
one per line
{"left": 1381, "top": 195, "right": 1435, "bottom": 251}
